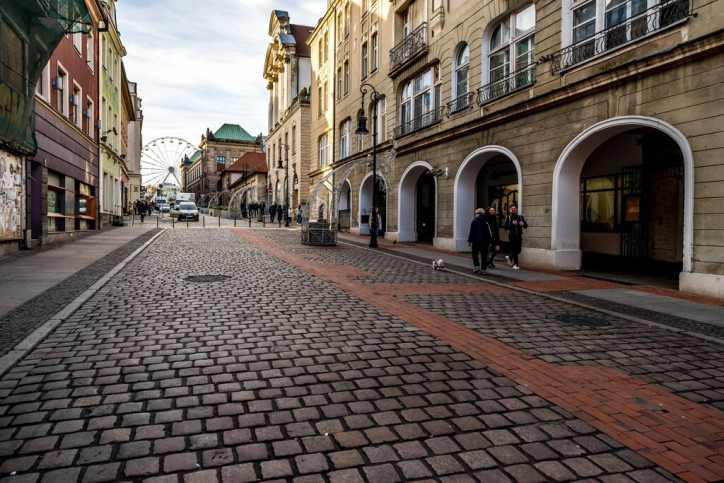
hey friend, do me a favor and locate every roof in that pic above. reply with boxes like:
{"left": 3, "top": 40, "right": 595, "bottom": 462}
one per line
{"left": 185, "top": 150, "right": 201, "bottom": 165}
{"left": 213, "top": 123, "right": 257, "bottom": 142}
{"left": 290, "top": 24, "right": 312, "bottom": 57}
{"left": 226, "top": 152, "right": 267, "bottom": 174}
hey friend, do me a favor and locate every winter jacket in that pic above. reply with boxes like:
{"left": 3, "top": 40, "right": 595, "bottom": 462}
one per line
{"left": 468, "top": 214, "right": 492, "bottom": 243}
{"left": 504, "top": 213, "right": 528, "bottom": 239}
{"left": 485, "top": 214, "right": 500, "bottom": 245}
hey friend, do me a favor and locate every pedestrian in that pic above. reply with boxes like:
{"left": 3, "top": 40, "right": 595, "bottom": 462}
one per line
{"left": 485, "top": 206, "right": 501, "bottom": 269}
{"left": 139, "top": 200, "right": 146, "bottom": 222}
{"left": 504, "top": 204, "right": 528, "bottom": 270}
{"left": 296, "top": 205, "right": 302, "bottom": 225}
{"left": 467, "top": 207, "right": 491, "bottom": 274}
{"left": 369, "top": 207, "right": 382, "bottom": 236}
{"left": 269, "top": 202, "right": 277, "bottom": 222}
{"left": 287, "top": 205, "right": 293, "bottom": 226}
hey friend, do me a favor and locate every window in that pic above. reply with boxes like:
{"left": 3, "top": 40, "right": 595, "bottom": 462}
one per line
{"left": 73, "top": 32, "right": 82, "bottom": 54}
{"left": 450, "top": 44, "right": 470, "bottom": 112}
{"left": 86, "top": 31, "right": 94, "bottom": 72}
{"left": 318, "top": 39, "right": 323, "bottom": 65}
{"left": 371, "top": 34, "right": 378, "bottom": 72}
{"left": 71, "top": 84, "right": 81, "bottom": 127}
{"left": 344, "top": 61, "right": 349, "bottom": 94}
{"left": 35, "top": 63, "right": 50, "bottom": 100}
{"left": 581, "top": 175, "right": 621, "bottom": 232}
{"left": 340, "top": 120, "right": 350, "bottom": 159}
{"left": 292, "top": 125, "right": 296, "bottom": 154}
{"left": 376, "top": 97, "right": 387, "bottom": 144}
{"left": 323, "top": 81, "right": 328, "bottom": 112}
{"left": 56, "top": 67, "right": 68, "bottom": 116}
{"left": 361, "top": 42, "right": 368, "bottom": 79}
{"left": 101, "top": 36, "right": 107, "bottom": 70}
{"left": 485, "top": 5, "right": 535, "bottom": 99}
{"left": 337, "top": 68, "right": 342, "bottom": 100}
{"left": 323, "top": 31, "right": 329, "bottom": 63}
{"left": 318, "top": 85, "right": 323, "bottom": 115}
{"left": 345, "top": 3, "right": 350, "bottom": 37}
{"left": 319, "top": 133, "right": 331, "bottom": 168}
{"left": 216, "top": 155, "right": 226, "bottom": 172}
{"left": 398, "top": 66, "right": 442, "bottom": 137}
{"left": 85, "top": 99, "right": 94, "bottom": 136}
{"left": 1, "top": 18, "right": 25, "bottom": 94}
{"left": 337, "top": 11, "right": 343, "bottom": 42}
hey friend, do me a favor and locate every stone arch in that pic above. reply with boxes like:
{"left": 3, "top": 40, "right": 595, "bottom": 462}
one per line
{"left": 454, "top": 146, "right": 523, "bottom": 252}
{"left": 398, "top": 161, "right": 435, "bottom": 242}
{"left": 551, "top": 115, "right": 694, "bottom": 271}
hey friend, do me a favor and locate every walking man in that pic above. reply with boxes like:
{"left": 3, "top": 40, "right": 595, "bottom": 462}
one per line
{"left": 504, "top": 204, "right": 528, "bottom": 270}
{"left": 467, "top": 208, "right": 491, "bottom": 275}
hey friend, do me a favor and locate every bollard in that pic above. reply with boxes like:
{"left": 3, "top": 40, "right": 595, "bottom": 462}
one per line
{"left": 187, "top": 218, "right": 189, "bottom": 228}
{"left": 263, "top": 214, "right": 265, "bottom": 227}
{"left": 278, "top": 215, "right": 281, "bottom": 228}
{"left": 203, "top": 215, "right": 205, "bottom": 228}
{"left": 172, "top": 218, "right": 175, "bottom": 228}
{"left": 234, "top": 215, "right": 237, "bottom": 227}
{"left": 157, "top": 217, "right": 159, "bottom": 228}
{"left": 131, "top": 214, "right": 134, "bottom": 226}
{"left": 248, "top": 215, "right": 251, "bottom": 227}
{"left": 218, "top": 214, "right": 221, "bottom": 227}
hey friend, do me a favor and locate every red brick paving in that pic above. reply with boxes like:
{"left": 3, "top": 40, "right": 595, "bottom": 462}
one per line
{"left": 236, "top": 228, "right": 724, "bottom": 482}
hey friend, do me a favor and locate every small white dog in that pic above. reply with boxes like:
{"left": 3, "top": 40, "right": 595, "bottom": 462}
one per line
{"left": 432, "top": 259, "right": 445, "bottom": 271}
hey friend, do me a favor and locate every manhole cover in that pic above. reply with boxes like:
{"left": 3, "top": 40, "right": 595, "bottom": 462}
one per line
{"left": 552, "top": 313, "right": 612, "bottom": 328}
{"left": 185, "top": 275, "right": 231, "bottom": 283}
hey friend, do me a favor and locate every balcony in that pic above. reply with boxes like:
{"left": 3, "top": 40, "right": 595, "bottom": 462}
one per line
{"left": 389, "top": 23, "right": 428, "bottom": 76}
{"left": 546, "top": 0, "right": 690, "bottom": 73}
{"left": 447, "top": 92, "right": 475, "bottom": 115}
{"left": 477, "top": 64, "right": 536, "bottom": 105}
{"left": 393, "top": 106, "right": 443, "bottom": 139}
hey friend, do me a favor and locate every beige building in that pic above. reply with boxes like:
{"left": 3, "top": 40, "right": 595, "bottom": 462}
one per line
{"left": 264, "top": 11, "right": 314, "bottom": 212}
{"left": 302, "top": 0, "right": 723, "bottom": 299}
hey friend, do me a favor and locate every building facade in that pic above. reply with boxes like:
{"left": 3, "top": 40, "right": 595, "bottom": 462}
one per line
{"left": 123, "top": 75, "right": 143, "bottom": 214}
{"left": 304, "top": 0, "right": 723, "bottom": 298}
{"left": 184, "top": 124, "right": 264, "bottom": 207}
{"left": 264, "top": 11, "right": 313, "bottom": 213}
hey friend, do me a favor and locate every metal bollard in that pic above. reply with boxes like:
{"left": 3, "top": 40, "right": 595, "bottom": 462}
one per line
{"left": 157, "top": 217, "right": 159, "bottom": 228}
{"left": 234, "top": 215, "right": 237, "bottom": 227}
{"left": 203, "top": 215, "right": 205, "bottom": 228}
{"left": 187, "top": 218, "right": 189, "bottom": 228}
{"left": 172, "top": 218, "right": 175, "bottom": 228}
{"left": 263, "top": 214, "right": 265, "bottom": 227}
{"left": 248, "top": 215, "right": 251, "bottom": 227}
{"left": 218, "top": 215, "right": 221, "bottom": 227}
{"left": 131, "top": 214, "right": 134, "bottom": 226}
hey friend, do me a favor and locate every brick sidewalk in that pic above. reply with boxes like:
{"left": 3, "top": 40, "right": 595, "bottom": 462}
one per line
{"left": 0, "top": 227, "right": 721, "bottom": 481}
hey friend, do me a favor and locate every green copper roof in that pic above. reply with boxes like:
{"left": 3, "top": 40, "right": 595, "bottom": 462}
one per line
{"left": 187, "top": 150, "right": 201, "bottom": 163}
{"left": 213, "top": 123, "right": 256, "bottom": 142}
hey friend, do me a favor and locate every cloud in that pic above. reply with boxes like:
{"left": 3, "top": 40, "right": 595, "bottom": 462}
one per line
{"left": 118, "top": 0, "right": 326, "bottom": 150}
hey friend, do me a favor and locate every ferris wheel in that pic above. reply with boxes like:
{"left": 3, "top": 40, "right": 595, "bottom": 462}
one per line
{"left": 141, "top": 136, "right": 197, "bottom": 187}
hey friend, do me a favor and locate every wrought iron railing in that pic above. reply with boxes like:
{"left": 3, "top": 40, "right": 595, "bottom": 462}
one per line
{"left": 477, "top": 64, "right": 536, "bottom": 105}
{"left": 389, "top": 23, "right": 428, "bottom": 75}
{"left": 545, "top": 0, "right": 689, "bottom": 73}
{"left": 393, "top": 106, "right": 443, "bottom": 139}
{"left": 447, "top": 92, "right": 475, "bottom": 115}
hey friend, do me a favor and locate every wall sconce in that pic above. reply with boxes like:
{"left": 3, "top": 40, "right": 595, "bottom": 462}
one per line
{"left": 101, "top": 127, "right": 117, "bottom": 143}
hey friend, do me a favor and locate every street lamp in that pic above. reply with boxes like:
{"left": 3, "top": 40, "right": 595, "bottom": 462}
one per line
{"left": 356, "top": 83, "right": 380, "bottom": 248}
{"left": 278, "top": 143, "right": 291, "bottom": 227}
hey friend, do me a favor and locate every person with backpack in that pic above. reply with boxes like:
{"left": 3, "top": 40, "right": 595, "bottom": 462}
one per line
{"left": 504, "top": 204, "right": 528, "bottom": 270}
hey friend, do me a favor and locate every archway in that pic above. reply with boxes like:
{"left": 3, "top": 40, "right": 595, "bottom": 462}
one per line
{"left": 552, "top": 116, "right": 693, "bottom": 281}
{"left": 398, "top": 161, "right": 436, "bottom": 243}
{"left": 338, "top": 180, "right": 352, "bottom": 232}
{"left": 359, "top": 172, "right": 387, "bottom": 237}
{"left": 454, "top": 146, "right": 522, "bottom": 252}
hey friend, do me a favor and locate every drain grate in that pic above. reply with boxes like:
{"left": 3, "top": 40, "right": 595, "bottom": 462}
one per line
{"left": 185, "top": 275, "right": 231, "bottom": 283}
{"left": 552, "top": 313, "right": 612, "bottom": 328}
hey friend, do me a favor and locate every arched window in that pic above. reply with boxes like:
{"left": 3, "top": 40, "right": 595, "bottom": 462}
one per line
{"left": 450, "top": 44, "right": 470, "bottom": 112}
{"left": 484, "top": 4, "right": 535, "bottom": 102}
{"left": 398, "top": 66, "right": 442, "bottom": 137}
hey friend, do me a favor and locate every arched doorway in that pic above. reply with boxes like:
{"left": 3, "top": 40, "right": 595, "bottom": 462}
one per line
{"left": 338, "top": 180, "right": 352, "bottom": 232}
{"left": 454, "top": 147, "right": 522, "bottom": 252}
{"left": 398, "top": 162, "right": 437, "bottom": 243}
{"left": 359, "top": 173, "right": 387, "bottom": 237}
{"left": 552, "top": 116, "right": 693, "bottom": 284}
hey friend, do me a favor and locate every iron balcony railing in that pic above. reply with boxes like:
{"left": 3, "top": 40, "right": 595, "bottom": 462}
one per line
{"left": 447, "top": 92, "right": 475, "bottom": 115}
{"left": 393, "top": 106, "right": 443, "bottom": 139}
{"left": 389, "top": 23, "right": 428, "bottom": 76}
{"left": 477, "top": 64, "right": 536, "bottom": 105}
{"left": 546, "top": 0, "right": 689, "bottom": 73}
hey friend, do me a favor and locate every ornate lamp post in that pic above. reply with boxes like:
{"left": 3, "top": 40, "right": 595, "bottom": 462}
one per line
{"left": 278, "top": 143, "right": 291, "bottom": 227}
{"left": 356, "top": 83, "right": 380, "bottom": 248}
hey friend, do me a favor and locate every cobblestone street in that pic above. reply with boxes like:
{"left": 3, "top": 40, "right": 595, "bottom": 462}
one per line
{"left": 0, "top": 226, "right": 723, "bottom": 482}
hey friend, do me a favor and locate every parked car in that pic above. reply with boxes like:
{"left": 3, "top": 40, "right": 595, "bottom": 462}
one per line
{"left": 160, "top": 203, "right": 171, "bottom": 213}
{"left": 176, "top": 202, "right": 199, "bottom": 221}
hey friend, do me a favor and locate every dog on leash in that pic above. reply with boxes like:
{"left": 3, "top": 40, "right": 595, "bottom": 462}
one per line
{"left": 432, "top": 259, "right": 445, "bottom": 271}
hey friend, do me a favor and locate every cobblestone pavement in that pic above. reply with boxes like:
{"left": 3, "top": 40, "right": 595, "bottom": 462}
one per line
{"left": 0, "top": 227, "right": 722, "bottom": 482}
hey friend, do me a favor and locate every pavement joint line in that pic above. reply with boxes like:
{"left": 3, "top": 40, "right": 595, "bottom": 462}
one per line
{"left": 0, "top": 228, "right": 167, "bottom": 379}
{"left": 337, "top": 239, "right": 724, "bottom": 346}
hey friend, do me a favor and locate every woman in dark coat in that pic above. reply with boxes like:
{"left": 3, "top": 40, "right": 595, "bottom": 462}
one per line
{"left": 485, "top": 206, "right": 500, "bottom": 268}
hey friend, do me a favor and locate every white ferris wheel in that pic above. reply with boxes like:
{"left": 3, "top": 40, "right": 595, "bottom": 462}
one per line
{"left": 141, "top": 136, "right": 196, "bottom": 188}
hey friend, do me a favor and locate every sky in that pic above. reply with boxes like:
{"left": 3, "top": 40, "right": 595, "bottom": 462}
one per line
{"left": 117, "top": 0, "right": 327, "bottom": 152}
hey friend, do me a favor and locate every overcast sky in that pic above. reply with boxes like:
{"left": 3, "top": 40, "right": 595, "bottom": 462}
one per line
{"left": 117, "top": 0, "right": 327, "bottom": 151}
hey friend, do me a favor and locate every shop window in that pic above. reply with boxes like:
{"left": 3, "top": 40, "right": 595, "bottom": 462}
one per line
{"left": 580, "top": 175, "right": 622, "bottom": 232}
